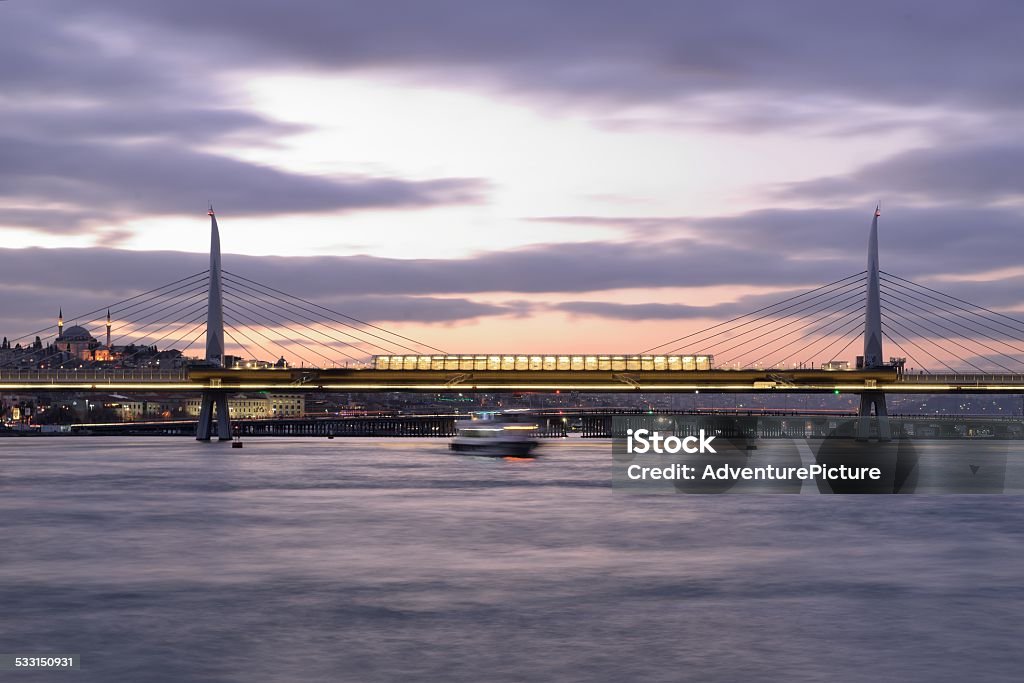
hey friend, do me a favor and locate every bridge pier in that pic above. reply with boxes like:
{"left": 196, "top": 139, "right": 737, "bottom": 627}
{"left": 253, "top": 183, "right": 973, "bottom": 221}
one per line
{"left": 196, "top": 390, "right": 232, "bottom": 441}
{"left": 856, "top": 391, "right": 891, "bottom": 442}
{"left": 194, "top": 206, "right": 232, "bottom": 441}
{"left": 856, "top": 206, "right": 891, "bottom": 442}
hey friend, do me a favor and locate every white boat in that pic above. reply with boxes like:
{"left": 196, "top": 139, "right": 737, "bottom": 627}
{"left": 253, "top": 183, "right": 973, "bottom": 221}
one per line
{"left": 450, "top": 412, "right": 541, "bottom": 456}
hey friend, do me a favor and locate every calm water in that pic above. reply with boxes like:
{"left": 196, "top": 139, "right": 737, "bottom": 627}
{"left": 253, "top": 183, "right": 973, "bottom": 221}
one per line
{"left": 1, "top": 437, "right": 1023, "bottom": 682}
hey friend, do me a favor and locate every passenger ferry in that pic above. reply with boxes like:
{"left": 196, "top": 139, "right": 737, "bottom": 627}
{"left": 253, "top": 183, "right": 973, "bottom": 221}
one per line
{"left": 450, "top": 411, "right": 541, "bottom": 457}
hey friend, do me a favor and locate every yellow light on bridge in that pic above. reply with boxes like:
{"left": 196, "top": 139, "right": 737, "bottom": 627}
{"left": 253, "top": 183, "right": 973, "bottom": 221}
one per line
{"left": 369, "top": 354, "right": 717, "bottom": 371}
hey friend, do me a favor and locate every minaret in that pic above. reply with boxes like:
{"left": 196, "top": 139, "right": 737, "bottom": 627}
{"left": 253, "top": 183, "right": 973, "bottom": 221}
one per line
{"left": 106, "top": 309, "right": 112, "bottom": 348}
{"left": 205, "top": 206, "right": 225, "bottom": 366}
{"left": 58, "top": 308, "right": 63, "bottom": 338}
{"left": 863, "top": 205, "right": 883, "bottom": 367}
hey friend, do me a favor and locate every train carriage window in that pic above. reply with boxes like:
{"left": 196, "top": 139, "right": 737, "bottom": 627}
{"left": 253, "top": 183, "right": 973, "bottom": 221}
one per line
{"left": 389, "top": 352, "right": 715, "bottom": 372}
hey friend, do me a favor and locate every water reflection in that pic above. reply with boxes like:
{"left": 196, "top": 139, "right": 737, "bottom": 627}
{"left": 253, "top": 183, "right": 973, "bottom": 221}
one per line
{"left": 1, "top": 437, "right": 1022, "bottom": 682}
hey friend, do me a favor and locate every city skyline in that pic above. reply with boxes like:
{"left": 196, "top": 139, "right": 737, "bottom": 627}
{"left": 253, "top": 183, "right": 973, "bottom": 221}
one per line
{"left": 2, "top": 2, "right": 1023, "bottom": 356}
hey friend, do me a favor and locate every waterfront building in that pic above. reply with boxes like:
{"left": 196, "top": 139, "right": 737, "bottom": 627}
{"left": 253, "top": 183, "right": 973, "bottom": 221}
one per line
{"left": 184, "top": 393, "right": 305, "bottom": 419}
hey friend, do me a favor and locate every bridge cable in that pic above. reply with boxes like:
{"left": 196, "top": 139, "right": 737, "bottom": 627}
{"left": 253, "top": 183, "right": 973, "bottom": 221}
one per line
{"left": 642, "top": 271, "right": 866, "bottom": 354}
{"left": 881, "top": 282, "right": 1024, "bottom": 349}
{"left": 222, "top": 306, "right": 333, "bottom": 367}
{"left": 76, "top": 309, "right": 205, "bottom": 370}
{"left": 879, "top": 312, "right": 963, "bottom": 373}
{"left": 716, "top": 292, "right": 866, "bottom": 367}
{"left": 881, "top": 271, "right": 1024, "bottom": 335}
{"left": 0, "top": 275, "right": 210, "bottom": 367}
{"left": 1, "top": 289, "right": 205, "bottom": 368}
{"left": 222, "top": 323, "right": 265, "bottom": 366}
{"left": 750, "top": 298, "right": 868, "bottom": 369}
{"left": 177, "top": 323, "right": 210, "bottom": 356}
{"left": 672, "top": 278, "right": 867, "bottom": 355}
{"left": 222, "top": 304, "right": 342, "bottom": 366}
{"left": 222, "top": 313, "right": 309, "bottom": 366}
{"left": 223, "top": 284, "right": 391, "bottom": 358}
{"left": 880, "top": 289, "right": 1024, "bottom": 367}
{"left": 64, "top": 276, "right": 210, "bottom": 345}
{"left": 665, "top": 277, "right": 867, "bottom": 356}
{"left": 825, "top": 321, "right": 869, "bottom": 365}
{"left": 113, "top": 308, "right": 210, "bottom": 368}
{"left": 6, "top": 270, "right": 209, "bottom": 345}
{"left": 881, "top": 276, "right": 1024, "bottom": 347}
{"left": 880, "top": 329, "right": 930, "bottom": 374}
{"left": 880, "top": 294, "right": 1015, "bottom": 372}
{"left": 722, "top": 286, "right": 867, "bottom": 362}
{"left": 664, "top": 276, "right": 867, "bottom": 355}
{"left": 222, "top": 276, "right": 417, "bottom": 357}
{"left": 793, "top": 314, "right": 867, "bottom": 366}
{"left": 222, "top": 276, "right": 408, "bottom": 356}
{"left": 222, "top": 283, "right": 381, "bottom": 360}
{"left": 698, "top": 282, "right": 866, "bottom": 360}
{"left": 4, "top": 296, "right": 209, "bottom": 370}
{"left": 223, "top": 270, "right": 447, "bottom": 354}
{"left": 104, "top": 291, "right": 210, "bottom": 350}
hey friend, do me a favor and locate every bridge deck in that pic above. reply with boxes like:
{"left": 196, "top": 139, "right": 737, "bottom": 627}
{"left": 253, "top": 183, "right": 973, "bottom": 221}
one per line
{"left": 5, "top": 367, "right": 1024, "bottom": 392}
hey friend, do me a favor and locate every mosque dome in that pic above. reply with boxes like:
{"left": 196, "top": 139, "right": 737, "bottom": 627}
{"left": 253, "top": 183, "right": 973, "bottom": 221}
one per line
{"left": 59, "top": 325, "right": 96, "bottom": 342}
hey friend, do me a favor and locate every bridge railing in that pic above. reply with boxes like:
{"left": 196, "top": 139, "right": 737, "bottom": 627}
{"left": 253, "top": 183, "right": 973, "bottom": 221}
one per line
{"left": 898, "top": 373, "right": 1024, "bottom": 384}
{"left": 0, "top": 369, "right": 191, "bottom": 383}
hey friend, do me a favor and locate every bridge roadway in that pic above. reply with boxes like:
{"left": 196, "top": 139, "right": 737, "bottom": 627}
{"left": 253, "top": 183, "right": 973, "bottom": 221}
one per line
{"left": 4, "top": 367, "right": 1024, "bottom": 393}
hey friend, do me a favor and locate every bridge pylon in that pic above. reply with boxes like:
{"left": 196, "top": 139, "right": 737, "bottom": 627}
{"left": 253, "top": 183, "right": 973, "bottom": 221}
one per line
{"left": 857, "top": 205, "right": 891, "bottom": 441}
{"left": 196, "top": 207, "right": 232, "bottom": 441}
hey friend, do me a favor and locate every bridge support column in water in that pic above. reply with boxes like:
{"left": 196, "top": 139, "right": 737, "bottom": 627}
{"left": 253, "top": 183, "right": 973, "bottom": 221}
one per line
{"left": 196, "top": 390, "right": 232, "bottom": 441}
{"left": 857, "top": 391, "right": 891, "bottom": 442}
{"left": 857, "top": 206, "right": 891, "bottom": 441}
{"left": 196, "top": 206, "right": 233, "bottom": 441}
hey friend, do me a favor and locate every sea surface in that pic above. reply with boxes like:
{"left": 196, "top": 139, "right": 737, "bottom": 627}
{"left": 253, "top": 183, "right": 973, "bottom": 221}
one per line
{"left": 1, "top": 437, "right": 1023, "bottom": 682}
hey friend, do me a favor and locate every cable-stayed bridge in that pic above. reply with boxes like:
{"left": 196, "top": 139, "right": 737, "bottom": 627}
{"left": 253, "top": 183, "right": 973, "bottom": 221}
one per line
{"left": 4, "top": 207, "right": 1024, "bottom": 440}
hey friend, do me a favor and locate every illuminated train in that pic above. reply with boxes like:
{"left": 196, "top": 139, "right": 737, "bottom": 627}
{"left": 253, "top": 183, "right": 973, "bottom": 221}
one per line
{"left": 372, "top": 354, "right": 714, "bottom": 372}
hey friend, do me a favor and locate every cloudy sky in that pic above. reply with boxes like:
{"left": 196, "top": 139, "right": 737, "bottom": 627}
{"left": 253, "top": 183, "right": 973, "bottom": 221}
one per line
{"left": 2, "top": 1, "right": 1023, "bottom": 363}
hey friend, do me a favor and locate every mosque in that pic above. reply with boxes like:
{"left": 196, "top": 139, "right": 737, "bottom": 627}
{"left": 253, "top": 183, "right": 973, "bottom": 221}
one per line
{"left": 54, "top": 309, "right": 114, "bottom": 362}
